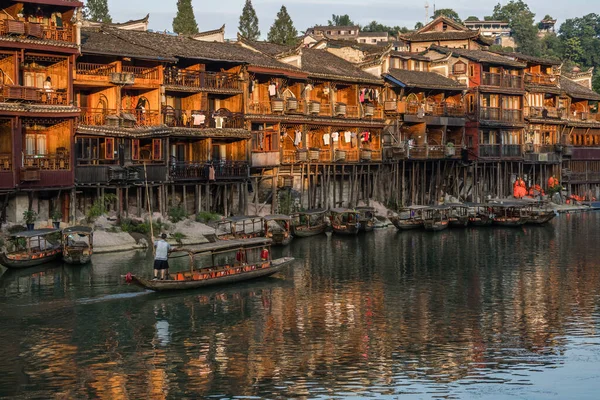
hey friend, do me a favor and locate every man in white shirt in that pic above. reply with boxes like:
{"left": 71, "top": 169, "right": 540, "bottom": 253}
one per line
{"left": 153, "top": 233, "right": 171, "bottom": 280}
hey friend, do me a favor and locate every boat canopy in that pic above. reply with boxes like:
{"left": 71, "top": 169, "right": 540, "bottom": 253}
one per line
{"left": 179, "top": 238, "right": 272, "bottom": 255}
{"left": 355, "top": 206, "right": 376, "bottom": 212}
{"left": 445, "top": 203, "right": 468, "bottom": 208}
{"left": 63, "top": 226, "right": 93, "bottom": 234}
{"left": 264, "top": 214, "right": 292, "bottom": 221}
{"left": 294, "top": 208, "right": 327, "bottom": 215}
{"left": 222, "top": 215, "right": 262, "bottom": 223}
{"left": 10, "top": 228, "right": 60, "bottom": 238}
{"left": 330, "top": 208, "right": 356, "bottom": 213}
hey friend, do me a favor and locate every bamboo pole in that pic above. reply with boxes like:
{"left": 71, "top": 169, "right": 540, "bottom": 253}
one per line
{"left": 144, "top": 162, "right": 155, "bottom": 256}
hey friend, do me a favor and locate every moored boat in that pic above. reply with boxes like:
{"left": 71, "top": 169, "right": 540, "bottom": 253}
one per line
{"left": 291, "top": 209, "right": 328, "bottom": 237}
{"left": 465, "top": 203, "right": 493, "bottom": 227}
{"left": 216, "top": 215, "right": 264, "bottom": 240}
{"left": 390, "top": 205, "right": 427, "bottom": 230}
{"left": 123, "top": 238, "right": 293, "bottom": 292}
{"left": 330, "top": 208, "right": 360, "bottom": 235}
{"left": 489, "top": 201, "right": 529, "bottom": 227}
{"left": 62, "top": 226, "right": 94, "bottom": 264}
{"left": 355, "top": 206, "right": 376, "bottom": 232}
{"left": 423, "top": 205, "right": 450, "bottom": 232}
{"left": 447, "top": 203, "right": 469, "bottom": 228}
{"left": 525, "top": 200, "right": 558, "bottom": 225}
{"left": 0, "top": 228, "right": 62, "bottom": 269}
{"left": 263, "top": 214, "right": 293, "bottom": 245}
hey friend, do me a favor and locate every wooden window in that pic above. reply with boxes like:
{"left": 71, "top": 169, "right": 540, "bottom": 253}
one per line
{"left": 25, "top": 133, "right": 46, "bottom": 155}
{"left": 453, "top": 62, "right": 466, "bottom": 74}
{"left": 105, "top": 138, "right": 115, "bottom": 159}
{"left": 469, "top": 65, "right": 475, "bottom": 77}
{"left": 131, "top": 139, "right": 140, "bottom": 160}
{"left": 152, "top": 139, "right": 162, "bottom": 160}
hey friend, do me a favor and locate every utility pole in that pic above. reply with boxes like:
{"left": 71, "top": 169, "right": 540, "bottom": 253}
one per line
{"left": 425, "top": 1, "right": 429, "bottom": 24}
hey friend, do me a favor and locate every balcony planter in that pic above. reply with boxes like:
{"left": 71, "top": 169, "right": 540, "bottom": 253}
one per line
{"left": 360, "top": 149, "right": 372, "bottom": 161}
{"left": 271, "top": 98, "right": 284, "bottom": 113}
{"left": 286, "top": 98, "right": 298, "bottom": 111}
{"left": 334, "top": 149, "right": 346, "bottom": 161}
{"left": 384, "top": 101, "right": 398, "bottom": 113}
{"left": 363, "top": 103, "right": 375, "bottom": 117}
{"left": 308, "top": 101, "right": 321, "bottom": 115}
{"left": 335, "top": 103, "right": 347, "bottom": 116}
{"left": 525, "top": 143, "right": 534, "bottom": 153}
{"left": 297, "top": 149, "right": 308, "bottom": 162}
{"left": 23, "top": 210, "right": 37, "bottom": 231}
{"left": 308, "top": 148, "right": 320, "bottom": 161}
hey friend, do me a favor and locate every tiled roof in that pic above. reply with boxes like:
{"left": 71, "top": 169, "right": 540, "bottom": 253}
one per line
{"left": 300, "top": 48, "right": 383, "bottom": 84}
{"left": 400, "top": 30, "right": 485, "bottom": 42}
{"left": 80, "top": 28, "right": 177, "bottom": 61}
{"left": 0, "top": 103, "right": 79, "bottom": 114}
{"left": 240, "top": 39, "right": 292, "bottom": 57}
{"left": 323, "top": 39, "right": 384, "bottom": 54}
{"left": 77, "top": 124, "right": 171, "bottom": 138}
{"left": 429, "top": 45, "right": 526, "bottom": 68}
{"left": 390, "top": 51, "right": 431, "bottom": 61}
{"left": 170, "top": 127, "right": 251, "bottom": 139}
{"left": 358, "top": 31, "right": 389, "bottom": 38}
{"left": 494, "top": 51, "right": 562, "bottom": 66}
{"left": 384, "top": 69, "right": 466, "bottom": 91}
{"left": 560, "top": 76, "right": 600, "bottom": 101}
{"left": 0, "top": 35, "right": 78, "bottom": 50}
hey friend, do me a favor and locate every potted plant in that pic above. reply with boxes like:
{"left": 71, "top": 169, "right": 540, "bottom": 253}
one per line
{"left": 23, "top": 209, "right": 37, "bottom": 231}
{"left": 51, "top": 209, "right": 62, "bottom": 229}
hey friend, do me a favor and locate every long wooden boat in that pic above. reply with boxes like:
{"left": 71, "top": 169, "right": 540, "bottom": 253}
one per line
{"left": 291, "top": 209, "right": 328, "bottom": 237}
{"left": 62, "top": 226, "right": 93, "bottom": 264}
{"left": 216, "top": 215, "right": 264, "bottom": 240}
{"left": 264, "top": 214, "right": 293, "bottom": 245}
{"left": 355, "top": 206, "right": 376, "bottom": 232}
{"left": 489, "top": 201, "right": 529, "bottom": 227}
{"left": 0, "top": 228, "right": 62, "bottom": 269}
{"left": 525, "top": 200, "right": 558, "bottom": 225}
{"left": 390, "top": 206, "right": 427, "bottom": 230}
{"left": 123, "top": 238, "right": 293, "bottom": 292}
{"left": 447, "top": 203, "right": 469, "bottom": 228}
{"left": 466, "top": 203, "right": 493, "bottom": 227}
{"left": 423, "top": 205, "right": 450, "bottom": 232}
{"left": 330, "top": 208, "right": 360, "bottom": 235}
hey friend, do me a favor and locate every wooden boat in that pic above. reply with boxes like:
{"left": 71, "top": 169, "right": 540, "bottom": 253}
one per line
{"left": 0, "top": 228, "right": 62, "bottom": 269}
{"left": 62, "top": 226, "right": 93, "bottom": 264}
{"left": 422, "top": 205, "right": 450, "bottom": 232}
{"left": 355, "top": 206, "right": 376, "bottom": 232}
{"left": 389, "top": 205, "right": 426, "bottom": 230}
{"left": 123, "top": 238, "right": 294, "bottom": 292}
{"left": 329, "top": 208, "right": 360, "bottom": 235}
{"left": 525, "top": 200, "right": 558, "bottom": 225}
{"left": 489, "top": 201, "right": 529, "bottom": 227}
{"left": 291, "top": 209, "right": 328, "bottom": 237}
{"left": 263, "top": 214, "right": 293, "bottom": 245}
{"left": 466, "top": 203, "right": 493, "bottom": 227}
{"left": 216, "top": 215, "right": 264, "bottom": 240}
{"left": 447, "top": 203, "right": 469, "bottom": 228}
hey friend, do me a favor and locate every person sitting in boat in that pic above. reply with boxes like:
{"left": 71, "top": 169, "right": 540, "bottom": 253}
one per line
{"left": 261, "top": 247, "right": 269, "bottom": 261}
{"left": 236, "top": 248, "right": 246, "bottom": 265}
{"left": 153, "top": 233, "right": 172, "bottom": 280}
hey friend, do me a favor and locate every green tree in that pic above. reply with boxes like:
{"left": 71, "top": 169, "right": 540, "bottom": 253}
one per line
{"left": 328, "top": 14, "right": 354, "bottom": 26}
{"left": 540, "top": 33, "right": 562, "bottom": 59}
{"left": 267, "top": 6, "right": 298, "bottom": 45}
{"left": 465, "top": 16, "right": 480, "bottom": 22}
{"left": 432, "top": 8, "right": 462, "bottom": 23}
{"left": 362, "top": 21, "right": 409, "bottom": 36}
{"left": 239, "top": 0, "right": 261, "bottom": 40}
{"left": 559, "top": 14, "right": 600, "bottom": 70}
{"left": 492, "top": 0, "right": 541, "bottom": 56}
{"left": 414, "top": 21, "right": 424, "bottom": 30}
{"left": 84, "top": 0, "right": 112, "bottom": 23}
{"left": 172, "top": 0, "right": 199, "bottom": 35}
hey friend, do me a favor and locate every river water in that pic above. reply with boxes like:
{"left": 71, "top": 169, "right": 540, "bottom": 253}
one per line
{"left": 1, "top": 213, "right": 600, "bottom": 399}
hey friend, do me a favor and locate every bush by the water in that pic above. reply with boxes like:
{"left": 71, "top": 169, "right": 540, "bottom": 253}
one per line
{"left": 195, "top": 211, "right": 221, "bottom": 223}
{"left": 120, "top": 218, "right": 168, "bottom": 235}
{"left": 168, "top": 206, "right": 187, "bottom": 223}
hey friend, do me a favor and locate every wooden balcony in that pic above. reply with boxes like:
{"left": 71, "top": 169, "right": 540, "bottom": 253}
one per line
{"left": 1, "top": 85, "right": 68, "bottom": 105}
{"left": 170, "top": 161, "right": 248, "bottom": 181}
{"left": 76, "top": 164, "right": 167, "bottom": 184}
{"left": 122, "top": 109, "right": 161, "bottom": 126}
{"left": 24, "top": 153, "right": 70, "bottom": 171}
{"left": 75, "top": 63, "right": 117, "bottom": 84}
{"left": 162, "top": 108, "right": 245, "bottom": 129}
{"left": 525, "top": 106, "right": 564, "bottom": 119}
{"left": 164, "top": 69, "right": 242, "bottom": 92}
{"left": 481, "top": 72, "right": 524, "bottom": 90}
{"left": 569, "top": 111, "right": 600, "bottom": 122}
{"left": 479, "top": 107, "right": 523, "bottom": 123}
{"left": 524, "top": 73, "right": 558, "bottom": 86}
{"left": 478, "top": 144, "right": 523, "bottom": 159}
{"left": 0, "top": 20, "right": 75, "bottom": 44}
{"left": 80, "top": 108, "right": 117, "bottom": 126}
{"left": 122, "top": 66, "right": 160, "bottom": 86}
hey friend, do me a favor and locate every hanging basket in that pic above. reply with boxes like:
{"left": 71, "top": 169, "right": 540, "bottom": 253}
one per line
{"left": 308, "top": 149, "right": 320, "bottom": 161}
{"left": 297, "top": 150, "right": 308, "bottom": 161}
{"left": 360, "top": 149, "right": 372, "bottom": 161}
{"left": 335, "top": 149, "right": 346, "bottom": 161}
{"left": 364, "top": 103, "right": 375, "bottom": 117}
{"left": 286, "top": 98, "right": 298, "bottom": 111}
{"left": 308, "top": 101, "right": 321, "bottom": 114}
{"left": 271, "top": 98, "right": 284, "bottom": 112}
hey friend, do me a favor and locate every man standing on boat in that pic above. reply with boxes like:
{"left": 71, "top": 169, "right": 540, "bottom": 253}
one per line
{"left": 153, "top": 233, "right": 172, "bottom": 280}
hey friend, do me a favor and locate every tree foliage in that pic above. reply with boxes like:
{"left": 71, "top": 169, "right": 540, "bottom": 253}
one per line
{"left": 362, "top": 21, "right": 409, "bottom": 36}
{"left": 465, "top": 16, "right": 480, "bottom": 22}
{"left": 432, "top": 8, "right": 462, "bottom": 23}
{"left": 84, "top": 0, "right": 112, "bottom": 23}
{"left": 267, "top": 6, "right": 298, "bottom": 45}
{"left": 559, "top": 14, "right": 600, "bottom": 69}
{"left": 327, "top": 14, "right": 354, "bottom": 26}
{"left": 172, "top": 0, "right": 199, "bottom": 35}
{"left": 239, "top": 0, "right": 261, "bottom": 40}
{"left": 492, "top": 0, "right": 541, "bottom": 56}
{"left": 414, "top": 21, "right": 424, "bottom": 30}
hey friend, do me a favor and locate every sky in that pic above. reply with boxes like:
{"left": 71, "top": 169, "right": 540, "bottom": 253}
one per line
{"left": 106, "top": 0, "right": 595, "bottom": 39}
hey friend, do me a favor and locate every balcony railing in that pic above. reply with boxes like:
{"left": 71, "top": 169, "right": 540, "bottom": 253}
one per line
{"left": 1, "top": 85, "right": 68, "bottom": 105}
{"left": 122, "top": 66, "right": 160, "bottom": 81}
{"left": 80, "top": 108, "right": 118, "bottom": 125}
{"left": 162, "top": 108, "right": 245, "bottom": 129}
{"left": 480, "top": 107, "right": 523, "bottom": 123}
{"left": 0, "top": 20, "right": 74, "bottom": 44}
{"left": 570, "top": 110, "right": 600, "bottom": 122}
{"left": 164, "top": 69, "right": 242, "bottom": 91}
{"left": 404, "top": 101, "right": 466, "bottom": 118}
{"left": 122, "top": 109, "right": 161, "bottom": 126}
{"left": 0, "top": 154, "right": 12, "bottom": 171}
{"left": 478, "top": 144, "right": 522, "bottom": 158}
{"left": 482, "top": 72, "right": 524, "bottom": 90}
{"left": 524, "top": 73, "right": 558, "bottom": 86}
{"left": 76, "top": 63, "right": 117, "bottom": 77}
{"left": 171, "top": 161, "right": 248, "bottom": 180}
{"left": 24, "top": 153, "right": 70, "bottom": 170}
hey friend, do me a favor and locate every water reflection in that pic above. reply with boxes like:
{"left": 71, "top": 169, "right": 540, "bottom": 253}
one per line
{"left": 0, "top": 214, "right": 600, "bottom": 398}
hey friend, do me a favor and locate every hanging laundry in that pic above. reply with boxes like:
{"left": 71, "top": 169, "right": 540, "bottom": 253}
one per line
{"left": 249, "top": 80, "right": 255, "bottom": 93}
{"left": 375, "top": 89, "right": 379, "bottom": 101}
{"left": 331, "top": 131, "right": 339, "bottom": 142}
{"left": 258, "top": 132, "right": 264, "bottom": 150}
{"left": 294, "top": 130, "right": 302, "bottom": 146}
{"left": 268, "top": 83, "right": 277, "bottom": 97}
{"left": 208, "top": 164, "right": 216, "bottom": 181}
{"left": 360, "top": 131, "right": 370, "bottom": 142}
{"left": 192, "top": 113, "right": 205, "bottom": 126}
{"left": 359, "top": 89, "right": 365, "bottom": 103}
{"left": 344, "top": 131, "right": 352, "bottom": 143}
{"left": 323, "top": 133, "right": 331, "bottom": 145}
{"left": 351, "top": 131, "right": 357, "bottom": 147}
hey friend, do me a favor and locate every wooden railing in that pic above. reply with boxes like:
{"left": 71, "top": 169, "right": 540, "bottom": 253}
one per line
{"left": 171, "top": 161, "right": 248, "bottom": 180}
{"left": 0, "top": 154, "right": 12, "bottom": 171}
{"left": 405, "top": 101, "right": 466, "bottom": 117}
{"left": 122, "top": 109, "right": 161, "bottom": 126}
{"left": 0, "top": 20, "right": 74, "bottom": 43}
{"left": 80, "top": 108, "right": 118, "bottom": 126}
{"left": 1, "top": 85, "right": 67, "bottom": 105}
{"left": 24, "top": 153, "right": 70, "bottom": 170}
{"left": 247, "top": 101, "right": 272, "bottom": 115}
{"left": 524, "top": 73, "right": 558, "bottom": 86}
{"left": 162, "top": 109, "right": 244, "bottom": 129}
{"left": 480, "top": 107, "right": 523, "bottom": 122}
{"left": 478, "top": 144, "right": 523, "bottom": 158}
{"left": 318, "top": 103, "right": 332, "bottom": 117}
{"left": 122, "top": 66, "right": 160, "bottom": 81}
{"left": 163, "top": 69, "right": 242, "bottom": 91}
{"left": 570, "top": 110, "right": 600, "bottom": 122}
{"left": 76, "top": 63, "right": 117, "bottom": 76}
{"left": 482, "top": 72, "right": 524, "bottom": 90}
